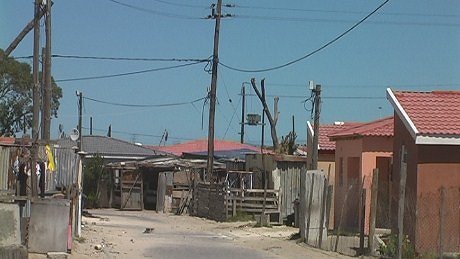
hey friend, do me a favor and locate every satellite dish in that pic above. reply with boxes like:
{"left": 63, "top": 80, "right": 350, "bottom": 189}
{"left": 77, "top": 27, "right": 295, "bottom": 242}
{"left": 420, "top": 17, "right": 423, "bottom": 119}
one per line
{"left": 70, "top": 128, "right": 80, "bottom": 141}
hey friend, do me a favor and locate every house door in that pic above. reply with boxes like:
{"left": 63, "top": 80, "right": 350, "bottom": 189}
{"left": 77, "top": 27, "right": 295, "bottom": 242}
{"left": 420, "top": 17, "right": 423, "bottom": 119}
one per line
{"left": 346, "top": 157, "right": 361, "bottom": 231}
{"left": 120, "top": 170, "right": 143, "bottom": 210}
{"left": 376, "top": 157, "right": 391, "bottom": 228}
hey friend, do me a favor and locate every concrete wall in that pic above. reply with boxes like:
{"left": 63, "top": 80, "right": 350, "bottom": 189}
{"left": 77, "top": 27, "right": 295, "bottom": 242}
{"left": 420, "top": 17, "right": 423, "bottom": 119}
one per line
{"left": 0, "top": 203, "right": 21, "bottom": 246}
{"left": 28, "top": 199, "right": 70, "bottom": 253}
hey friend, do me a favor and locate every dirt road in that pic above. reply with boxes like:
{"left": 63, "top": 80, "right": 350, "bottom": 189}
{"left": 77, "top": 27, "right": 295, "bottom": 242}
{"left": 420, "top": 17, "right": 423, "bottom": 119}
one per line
{"left": 67, "top": 209, "right": 351, "bottom": 259}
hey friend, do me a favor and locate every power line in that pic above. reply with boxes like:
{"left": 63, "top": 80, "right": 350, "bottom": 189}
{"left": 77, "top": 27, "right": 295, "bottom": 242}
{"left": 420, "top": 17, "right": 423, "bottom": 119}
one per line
{"left": 82, "top": 126, "right": 193, "bottom": 141}
{"left": 245, "top": 93, "right": 385, "bottom": 99}
{"left": 83, "top": 95, "right": 206, "bottom": 108}
{"left": 107, "top": 0, "right": 202, "bottom": 20}
{"left": 55, "top": 60, "right": 207, "bottom": 82}
{"left": 218, "top": 0, "right": 390, "bottom": 73}
{"left": 265, "top": 82, "right": 460, "bottom": 88}
{"left": 234, "top": 15, "right": 460, "bottom": 27}
{"left": 235, "top": 4, "right": 460, "bottom": 19}
{"left": 53, "top": 54, "right": 209, "bottom": 62}
{"left": 151, "top": 0, "right": 207, "bottom": 9}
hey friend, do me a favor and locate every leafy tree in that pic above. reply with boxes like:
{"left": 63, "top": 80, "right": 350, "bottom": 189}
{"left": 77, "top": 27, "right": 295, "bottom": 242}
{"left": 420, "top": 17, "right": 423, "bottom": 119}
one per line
{"left": 0, "top": 49, "right": 62, "bottom": 136}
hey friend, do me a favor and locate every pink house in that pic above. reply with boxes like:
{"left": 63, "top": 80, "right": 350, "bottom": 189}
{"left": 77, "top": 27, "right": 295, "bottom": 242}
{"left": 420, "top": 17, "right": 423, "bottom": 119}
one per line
{"left": 329, "top": 117, "right": 394, "bottom": 234}
{"left": 387, "top": 89, "right": 460, "bottom": 254}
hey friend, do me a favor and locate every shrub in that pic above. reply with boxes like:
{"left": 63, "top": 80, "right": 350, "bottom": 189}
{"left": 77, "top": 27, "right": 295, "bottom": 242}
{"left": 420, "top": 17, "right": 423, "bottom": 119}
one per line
{"left": 378, "top": 234, "right": 416, "bottom": 259}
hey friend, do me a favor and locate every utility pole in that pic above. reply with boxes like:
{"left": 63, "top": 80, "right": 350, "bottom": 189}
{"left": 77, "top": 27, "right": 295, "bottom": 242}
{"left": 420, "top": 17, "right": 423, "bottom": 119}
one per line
{"left": 77, "top": 91, "right": 83, "bottom": 151}
{"left": 310, "top": 83, "right": 321, "bottom": 170}
{"left": 41, "top": 47, "right": 46, "bottom": 139}
{"left": 240, "top": 84, "right": 245, "bottom": 144}
{"left": 206, "top": 0, "right": 223, "bottom": 182}
{"left": 31, "top": 0, "right": 41, "bottom": 198}
{"left": 43, "top": 0, "right": 52, "bottom": 141}
{"left": 261, "top": 80, "right": 267, "bottom": 218}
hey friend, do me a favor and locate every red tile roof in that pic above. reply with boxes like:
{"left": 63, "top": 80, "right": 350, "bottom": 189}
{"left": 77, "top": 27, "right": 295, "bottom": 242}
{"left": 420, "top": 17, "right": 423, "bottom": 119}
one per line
{"left": 306, "top": 122, "right": 363, "bottom": 151}
{"left": 329, "top": 117, "right": 394, "bottom": 139}
{"left": 392, "top": 91, "right": 460, "bottom": 135}
{"left": 147, "top": 139, "right": 261, "bottom": 156}
{"left": 319, "top": 123, "right": 363, "bottom": 150}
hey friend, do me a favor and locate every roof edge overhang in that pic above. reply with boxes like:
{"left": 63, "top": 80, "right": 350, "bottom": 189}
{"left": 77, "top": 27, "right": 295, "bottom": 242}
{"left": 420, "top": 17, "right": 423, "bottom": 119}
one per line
{"left": 386, "top": 88, "right": 418, "bottom": 140}
{"left": 83, "top": 154, "right": 148, "bottom": 160}
{"left": 416, "top": 135, "right": 460, "bottom": 145}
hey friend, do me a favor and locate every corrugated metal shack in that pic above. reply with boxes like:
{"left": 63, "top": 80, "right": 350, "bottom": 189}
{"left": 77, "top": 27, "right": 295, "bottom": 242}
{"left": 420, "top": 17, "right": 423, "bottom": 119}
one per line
{"left": 245, "top": 153, "right": 307, "bottom": 222}
{"left": 106, "top": 157, "right": 225, "bottom": 212}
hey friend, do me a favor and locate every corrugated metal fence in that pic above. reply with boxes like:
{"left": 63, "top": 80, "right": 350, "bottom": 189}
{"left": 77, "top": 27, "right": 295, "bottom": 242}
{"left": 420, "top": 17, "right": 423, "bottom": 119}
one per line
{"left": 0, "top": 146, "right": 11, "bottom": 191}
{"left": 46, "top": 147, "right": 80, "bottom": 191}
{"left": 277, "top": 161, "right": 303, "bottom": 220}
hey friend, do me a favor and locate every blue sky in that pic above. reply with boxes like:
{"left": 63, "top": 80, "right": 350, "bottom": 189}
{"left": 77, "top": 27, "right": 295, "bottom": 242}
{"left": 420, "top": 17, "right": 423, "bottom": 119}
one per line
{"left": 2, "top": 0, "right": 460, "bottom": 146}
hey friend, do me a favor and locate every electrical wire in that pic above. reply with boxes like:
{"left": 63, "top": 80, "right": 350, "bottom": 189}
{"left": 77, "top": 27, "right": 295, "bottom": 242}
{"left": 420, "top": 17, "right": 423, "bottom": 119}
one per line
{"left": 151, "top": 0, "right": 207, "bottom": 9}
{"left": 218, "top": 0, "right": 390, "bottom": 73}
{"left": 82, "top": 126, "right": 193, "bottom": 141}
{"left": 12, "top": 54, "right": 210, "bottom": 63}
{"left": 55, "top": 61, "right": 206, "bottom": 82}
{"left": 235, "top": 4, "right": 460, "bottom": 19}
{"left": 107, "top": 0, "right": 202, "bottom": 20}
{"left": 234, "top": 15, "right": 460, "bottom": 27}
{"left": 83, "top": 95, "right": 206, "bottom": 108}
{"left": 245, "top": 94, "right": 385, "bottom": 99}
{"left": 52, "top": 54, "right": 209, "bottom": 62}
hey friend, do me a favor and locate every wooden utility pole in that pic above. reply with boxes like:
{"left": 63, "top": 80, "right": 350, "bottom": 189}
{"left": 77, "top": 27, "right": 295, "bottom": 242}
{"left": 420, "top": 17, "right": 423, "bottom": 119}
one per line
{"left": 77, "top": 91, "right": 83, "bottom": 151}
{"left": 310, "top": 84, "right": 321, "bottom": 170}
{"left": 261, "top": 81, "right": 267, "bottom": 221}
{"left": 43, "top": 0, "right": 52, "bottom": 141}
{"left": 1, "top": 4, "right": 49, "bottom": 60}
{"left": 397, "top": 146, "right": 407, "bottom": 259}
{"left": 31, "top": 0, "right": 41, "bottom": 197}
{"left": 206, "top": 0, "right": 222, "bottom": 182}
{"left": 369, "top": 168, "right": 379, "bottom": 255}
{"left": 240, "top": 84, "right": 245, "bottom": 144}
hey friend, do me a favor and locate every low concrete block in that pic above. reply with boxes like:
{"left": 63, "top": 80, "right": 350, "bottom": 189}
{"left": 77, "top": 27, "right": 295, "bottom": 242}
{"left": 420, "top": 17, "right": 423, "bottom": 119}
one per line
{"left": 0, "top": 203, "right": 21, "bottom": 246}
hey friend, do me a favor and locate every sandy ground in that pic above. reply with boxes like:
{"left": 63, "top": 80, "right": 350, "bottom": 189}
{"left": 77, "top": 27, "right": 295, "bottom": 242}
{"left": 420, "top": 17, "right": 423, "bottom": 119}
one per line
{"left": 33, "top": 209, "right": 352, "bottom": 259}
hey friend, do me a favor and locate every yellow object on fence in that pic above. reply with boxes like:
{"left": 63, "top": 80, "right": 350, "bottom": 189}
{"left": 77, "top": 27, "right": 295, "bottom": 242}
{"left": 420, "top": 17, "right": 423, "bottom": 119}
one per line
{"left": 45, "top": 144, "right": 56, "bottom": 172}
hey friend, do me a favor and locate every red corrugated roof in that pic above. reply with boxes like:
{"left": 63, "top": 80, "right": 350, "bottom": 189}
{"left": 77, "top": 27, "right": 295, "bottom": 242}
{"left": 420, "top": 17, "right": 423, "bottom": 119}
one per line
{"left": 329, "top": 117, "right": 394, "bottom": 139}
{"left": 393, "top": 91, "right": 460, "bottom": 135}
{"left": 0, "top": 137, "right": 15, "bottom": 145}
{"left": 147, "top": 139, "right": 261, "bottom": 156}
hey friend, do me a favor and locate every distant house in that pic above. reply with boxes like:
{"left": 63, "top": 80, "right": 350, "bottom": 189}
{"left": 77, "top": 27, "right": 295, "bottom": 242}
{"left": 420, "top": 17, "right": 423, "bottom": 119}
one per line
{"left": 57, "top": 135, "right": 166, "bottom": 163}
{"left": 387, "top": 89, "right": 460, "bottom": 254}
{"left": 56, "top": 135, "right": 169, "bottom": 208}
{"left": 329, "top": 116, "right": 394, "bottom": 233}
{"left": 148, "top": 138, "right": 262, "bottom": 171}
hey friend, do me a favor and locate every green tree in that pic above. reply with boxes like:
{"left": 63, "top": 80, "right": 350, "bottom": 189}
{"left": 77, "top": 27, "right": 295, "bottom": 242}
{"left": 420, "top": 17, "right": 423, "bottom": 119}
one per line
{"left": 0, "top": 49, "right": 62, "bottom": 136}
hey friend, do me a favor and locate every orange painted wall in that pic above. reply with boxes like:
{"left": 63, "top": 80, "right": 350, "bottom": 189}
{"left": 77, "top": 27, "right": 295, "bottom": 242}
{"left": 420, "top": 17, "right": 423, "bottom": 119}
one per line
{"left": 334, "top": 138, "right": 363, "bottom": 229}
{"left": 415, "top": 163, "right": 460, "bottom": 253}
{"left": 362, "top": 137, "right": 393, "bottom": 234}
{"left": 392, "top": 114, "right": 460, "bottom": 254}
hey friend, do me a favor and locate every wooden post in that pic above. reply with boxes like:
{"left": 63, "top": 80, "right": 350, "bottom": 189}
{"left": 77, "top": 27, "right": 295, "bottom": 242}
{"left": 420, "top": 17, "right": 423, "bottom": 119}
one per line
{"left": 359, "top": 190, "right": 366, "bottom": 255}
{"left": 305, "top": 173, "right": 315, "bottom": 244}
{"left": 335, "top": 183, "right": 354, "bottom": 252}
{"left": 318, "top": 178, "right": 328, "bottom": 249}
{"left": 369, "top": 168, "right": 379, "bottom": 255}
{"left": 325, "top": 185, "right": 333, "bottom": 231}
{"left": 439, "top": 187, "right": 445, "bottom": 259}
{"left": 397, "top": 146, "right": 408, "bottom": 259}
